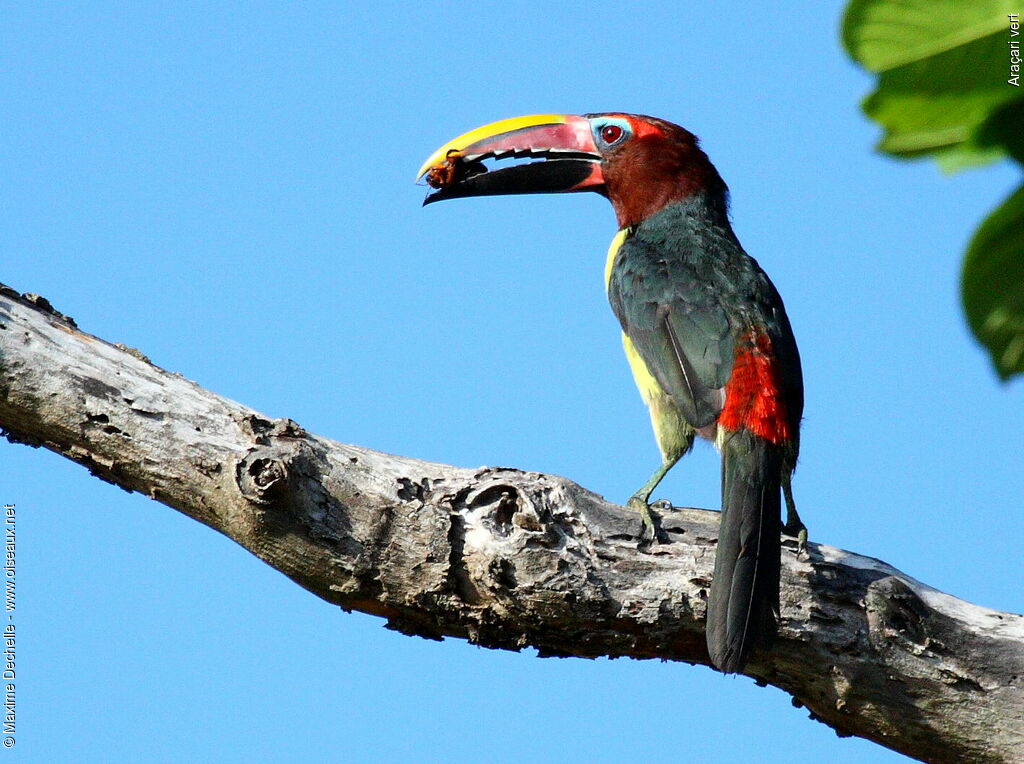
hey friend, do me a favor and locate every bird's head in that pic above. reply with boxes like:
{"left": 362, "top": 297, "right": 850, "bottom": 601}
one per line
{"left": 417, "top": 113, "right": 726, "bottom": 228}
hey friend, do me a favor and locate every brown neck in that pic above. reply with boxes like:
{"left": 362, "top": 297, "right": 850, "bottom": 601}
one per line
{"left": 603, "top": 135, "right": 727, "bottom": 229}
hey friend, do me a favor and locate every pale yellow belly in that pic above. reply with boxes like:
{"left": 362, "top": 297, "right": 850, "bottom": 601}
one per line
{"left": 606, "top": 228, "right": 695, "bottom": 462}
{"left": 622, "top": 332, "right": 695, "bottom": 461}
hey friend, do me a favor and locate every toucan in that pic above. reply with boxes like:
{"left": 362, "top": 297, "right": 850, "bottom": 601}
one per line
{"left": 416, "top": 113, "right": 804, "bottom": 674}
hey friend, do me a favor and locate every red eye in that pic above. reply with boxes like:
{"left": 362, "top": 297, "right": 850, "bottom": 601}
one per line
{"left": 601, "top": 124, "right": 624, "bottom": 144}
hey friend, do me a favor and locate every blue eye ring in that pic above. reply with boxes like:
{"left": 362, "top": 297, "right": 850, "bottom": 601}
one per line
{"left": 592, "top": 117, "right": 631, "bottom": 147}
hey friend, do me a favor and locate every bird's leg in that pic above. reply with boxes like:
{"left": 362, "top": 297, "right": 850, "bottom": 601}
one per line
{"left": 781, "top": 473, "right": 807, "bottom": 556}
{"left": 627, "top": 454, "right": 680, "bottom": 543}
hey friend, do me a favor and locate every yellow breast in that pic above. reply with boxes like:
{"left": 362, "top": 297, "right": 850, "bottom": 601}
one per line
{"left": 604, "top": 227, "right": 632, "bottom": 293}
{"left": 605, "top": 227, "right": 694, "bottom": 461}
{"left": 605, "top": 227, "right": 659, "bottom": 398}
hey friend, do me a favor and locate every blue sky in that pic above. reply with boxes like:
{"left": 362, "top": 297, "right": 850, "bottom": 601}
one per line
{"left": 3, "top": 3, "right": 1021, "bottom": 762}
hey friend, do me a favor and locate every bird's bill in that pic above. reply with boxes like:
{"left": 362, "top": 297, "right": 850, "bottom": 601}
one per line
{"left": 416, "top": 114, "right": 605, "bottom": 205}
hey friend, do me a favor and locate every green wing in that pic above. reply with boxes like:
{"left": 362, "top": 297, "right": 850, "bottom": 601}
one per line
{"left": 607, "top": 233, "right": 734, "bottom": 429}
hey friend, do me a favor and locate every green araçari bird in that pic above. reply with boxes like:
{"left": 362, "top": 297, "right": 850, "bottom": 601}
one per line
{"left": 417, "top": 113, "right": 805, "bottom": 674}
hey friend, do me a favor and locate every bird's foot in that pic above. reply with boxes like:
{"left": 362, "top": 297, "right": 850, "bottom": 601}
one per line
{"left": 782, "top": 479, "right": 806, "bottom": 557}
{"left": 783, "top": 518, "right": 808, "bottom": 558}
{"left": 627, "top": 496, "right": 664, "bottom": 546}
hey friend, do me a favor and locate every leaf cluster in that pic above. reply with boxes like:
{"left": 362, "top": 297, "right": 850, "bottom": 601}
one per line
{"left": 844, "top": 0, "right": 1024, "bottom": 379}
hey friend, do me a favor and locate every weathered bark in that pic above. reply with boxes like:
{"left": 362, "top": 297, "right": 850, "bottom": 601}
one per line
{"left": 0, "top": 283, "right": 1021, "bottom": 763}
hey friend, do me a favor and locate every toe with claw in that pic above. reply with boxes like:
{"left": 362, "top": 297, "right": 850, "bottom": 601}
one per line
{"left": 627, "top": 496, "right": 659, "bottom": 545}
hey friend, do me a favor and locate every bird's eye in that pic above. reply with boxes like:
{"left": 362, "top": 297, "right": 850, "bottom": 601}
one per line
{"left": 601, "top": 124, "right": 624, "bottom": 144}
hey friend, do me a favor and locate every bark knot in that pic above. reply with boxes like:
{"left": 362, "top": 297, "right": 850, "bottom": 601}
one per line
{"left": 865, "top": 576, "right": 930, "bottom": 651}
{"left": 236, "top": 445, "right": 302, "bottom": 505}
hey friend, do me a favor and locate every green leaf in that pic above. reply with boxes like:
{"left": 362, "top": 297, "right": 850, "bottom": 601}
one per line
{"left": 843, "top": 0, "right": 1021, "bottom": 165}
{"left": 843, "top": 0, "right": 1013, "bottom": 72}
{"left": 934, "top": 143, "right": 1008, "bottom": 174}
{"left": 962, "top": 184, "right": 1024, "bottom": 380}
{"left": 975, "top": 98, "right": 1024, "bottom": 163}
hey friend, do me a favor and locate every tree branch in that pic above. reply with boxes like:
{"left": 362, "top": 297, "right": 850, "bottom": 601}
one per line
{"left": 1, "top": 283, "right": 1021, "bottom": 763}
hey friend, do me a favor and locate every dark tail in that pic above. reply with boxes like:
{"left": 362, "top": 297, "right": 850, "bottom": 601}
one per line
{"left": 706, "top": 431, "right": 782, "bottom": 673}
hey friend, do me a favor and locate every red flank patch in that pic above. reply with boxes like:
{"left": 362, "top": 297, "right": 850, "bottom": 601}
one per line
{"left": 719, "top": 331, "right": 792, "bottom": 444}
